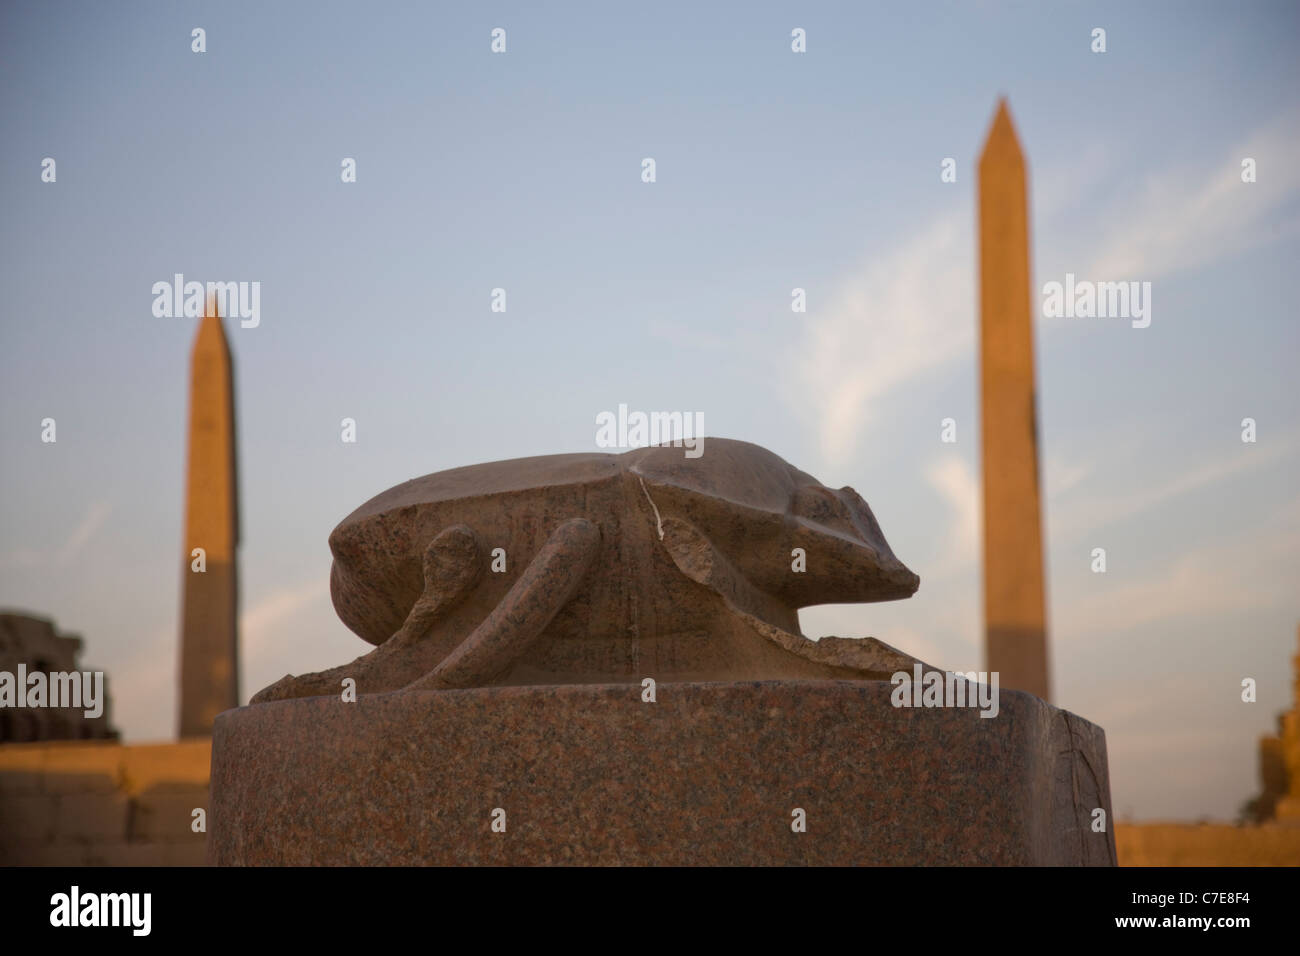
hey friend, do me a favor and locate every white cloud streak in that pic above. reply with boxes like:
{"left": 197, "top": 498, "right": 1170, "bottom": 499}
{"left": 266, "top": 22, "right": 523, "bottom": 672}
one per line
{"left": 0, "top": 500, "right": 112, "bottom": 570}
{"left": 793, "top": 216, "right": 973, "bottom": 465}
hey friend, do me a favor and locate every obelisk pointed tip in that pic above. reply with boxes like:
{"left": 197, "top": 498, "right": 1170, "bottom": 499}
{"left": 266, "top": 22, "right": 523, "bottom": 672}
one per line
{"left": 980, "top": 97, "right": 1023, "bottom": 168}
{"left": 193, "top": 291, "right": 230, "bottom": 354}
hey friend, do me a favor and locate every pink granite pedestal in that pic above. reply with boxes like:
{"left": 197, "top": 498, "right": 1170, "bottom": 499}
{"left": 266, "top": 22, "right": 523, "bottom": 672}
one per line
{"left": 209, "top": 680, "right": 1117, "bottom": 865}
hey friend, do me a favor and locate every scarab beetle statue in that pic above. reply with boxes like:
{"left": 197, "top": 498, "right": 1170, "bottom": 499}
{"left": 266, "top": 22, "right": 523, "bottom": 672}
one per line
{"left": 252, "top": 438, "right": 926, "bottom": 701}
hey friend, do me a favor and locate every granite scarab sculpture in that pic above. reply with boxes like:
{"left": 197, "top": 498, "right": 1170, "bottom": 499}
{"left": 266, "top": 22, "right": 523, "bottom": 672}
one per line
{"left": 253, "top": 438, "right": 925, "bottom": 702}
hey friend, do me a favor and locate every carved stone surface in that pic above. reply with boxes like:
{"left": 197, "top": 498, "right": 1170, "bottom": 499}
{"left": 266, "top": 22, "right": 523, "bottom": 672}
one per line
{"left": 221, "top": 440, "right": 1120, "bottom": 866}
{"left": 253, "top": 439, "right": 926, "bottom": 701}
{"left": 211, "top": 681, "right": 1118, "bottom": 866}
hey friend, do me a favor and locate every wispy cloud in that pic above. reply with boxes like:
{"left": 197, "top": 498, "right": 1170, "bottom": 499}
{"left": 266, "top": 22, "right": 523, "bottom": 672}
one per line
{"left": 791, "top": 109, "right": 1300, "bottom": 462}
{"left": 0, "top": 500, "right": 112, "bottom": 570}
{"left": 1045, "top": 453, "right": 1091, "bottom": 498}
{"left": 1054, "top": 428, "right": 1300, "bottom": 540}
{"left": 1058, "top": 492, "right": 1300, "bottom": 635}
{"left": 925, "top": 455, "right": 979, "bottom": 579}
{"left": 1085, "top": 109, "right": 1300, "bottom": 280}
{"left": 240, "top": 579, "right": 329, "bottom": 660}
{"left": 792, "top": 215, "right": 973, "bottom": 465}
{"left": 110, "top": 624, "right": 177, "bottom": 743}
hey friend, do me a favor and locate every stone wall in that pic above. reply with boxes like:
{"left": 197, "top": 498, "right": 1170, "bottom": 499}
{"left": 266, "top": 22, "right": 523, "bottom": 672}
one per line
{"left": 1116, "top": 823, "right": 1300, "bottom": 866}
{"left": 0, "top": 739, "right": 208, "bottom": 866}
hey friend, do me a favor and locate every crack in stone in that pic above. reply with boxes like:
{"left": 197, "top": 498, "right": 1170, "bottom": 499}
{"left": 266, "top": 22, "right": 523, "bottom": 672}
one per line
{"left": 1061, "top": 711, "right": 1114, "bottom": 864}
{"left": 638, "top": 476, "right": 664, "bottom": 540}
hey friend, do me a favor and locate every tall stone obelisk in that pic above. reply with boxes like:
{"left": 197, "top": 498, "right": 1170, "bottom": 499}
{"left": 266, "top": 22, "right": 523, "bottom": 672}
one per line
{"left": 978, "top": 99, "right": 1050, "bottom": 702}
{"left": 178, "top": 294, "right": 240, "bottom": 737}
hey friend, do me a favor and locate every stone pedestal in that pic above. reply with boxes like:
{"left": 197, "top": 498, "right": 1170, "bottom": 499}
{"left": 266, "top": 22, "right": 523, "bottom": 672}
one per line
{"left": 209, "top": 681, "right": 1117, "bottom": 865}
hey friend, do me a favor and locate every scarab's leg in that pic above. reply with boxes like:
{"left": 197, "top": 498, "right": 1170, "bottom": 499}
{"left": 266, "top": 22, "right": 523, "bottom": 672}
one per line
{"left": 402, "top": 518, "right": 600, "bottom": 691}
{"left": 251, "top": 525, "right": 483, "bottom": 702}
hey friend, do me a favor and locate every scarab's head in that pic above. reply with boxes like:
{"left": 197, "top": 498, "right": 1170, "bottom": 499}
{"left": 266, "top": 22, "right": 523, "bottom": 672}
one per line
{"left": 628, "top": 438, "right": 919, "bottom": 608}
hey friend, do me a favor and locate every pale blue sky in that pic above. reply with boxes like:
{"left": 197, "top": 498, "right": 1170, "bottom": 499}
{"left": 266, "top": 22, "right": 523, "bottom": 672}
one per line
{"left": 2, "top": 1, "right": 1298, "bottom": 820}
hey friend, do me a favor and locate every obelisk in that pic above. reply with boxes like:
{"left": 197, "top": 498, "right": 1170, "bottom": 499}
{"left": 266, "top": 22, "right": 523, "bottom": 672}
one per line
{"left": 978, "top": 99, "right": 1050, "bottom": 701}
{"left": 178, "top": 293, "right": 240, "bottom": 736}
